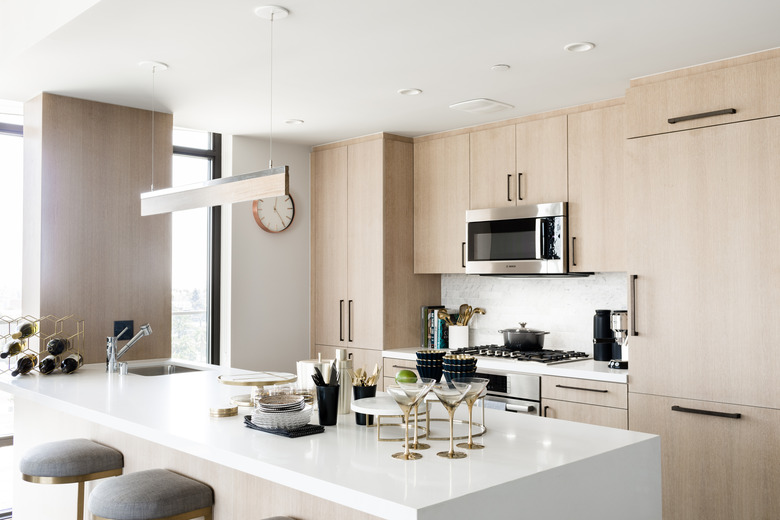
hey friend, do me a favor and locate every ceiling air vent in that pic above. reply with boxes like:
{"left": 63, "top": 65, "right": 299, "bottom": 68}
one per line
{"left": 449, "top": 98, "right": 514, "bottom": 114}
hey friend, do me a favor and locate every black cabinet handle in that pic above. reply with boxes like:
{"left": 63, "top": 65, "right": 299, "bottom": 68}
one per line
{"left": 461, "top": 242, "right": 466, "bottom": 268}
{"left": 630, "top": 274, "right": 639, "bottom": 336}
{"left": 507, "top": 174, "right": 512, "bottom": 202}
{"left": 517, "top": 172, "right": 523, "bottom": 201}
{"left": 348, "top": 300, "right": 353, "bottom": 342}
{"left": 671, "top": 405, "right": 741, "bottom": 420}
{"left": 668, "top": 108, "right": 736, "bottom": 125}
{"left": 555, "top": 384, "right": 608, "bottom": 393}
{"left": 339, "top": 300, "right": 345, "bottom": 341}
{"left": 543, "top": 405, "right": 550, "bottom": 417}
{"left": 571, "top": 237, "right": 577, "bottom": 267}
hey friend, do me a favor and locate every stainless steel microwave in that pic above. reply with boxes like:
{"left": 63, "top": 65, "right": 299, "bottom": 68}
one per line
{"left": 465, "top": 202, "right": 568, "bottom": 275}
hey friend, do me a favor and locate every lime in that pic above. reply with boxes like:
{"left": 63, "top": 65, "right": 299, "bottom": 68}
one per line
{"left": 395, "top": 369, "right": 418, "bottom": 383}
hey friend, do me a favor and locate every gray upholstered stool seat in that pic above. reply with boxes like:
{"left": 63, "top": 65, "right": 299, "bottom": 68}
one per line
{"left": 88, "top": 468, "right": 213, "bottom": 520}
{"left": 20, "top": 438, "right": 124, "bottom": 520}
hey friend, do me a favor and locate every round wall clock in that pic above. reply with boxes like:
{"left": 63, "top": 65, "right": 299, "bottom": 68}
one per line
{"left": 252, "top": 195, "right": 295, "bottom": 233}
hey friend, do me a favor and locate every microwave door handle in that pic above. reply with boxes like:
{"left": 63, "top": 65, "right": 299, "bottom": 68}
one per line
{"left": 535, "top": 218, "right": 543, "bottom": 260}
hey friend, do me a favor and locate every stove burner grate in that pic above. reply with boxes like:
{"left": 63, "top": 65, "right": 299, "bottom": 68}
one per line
{"left": 449, "top": 345, "right": 590, "bottom": 364}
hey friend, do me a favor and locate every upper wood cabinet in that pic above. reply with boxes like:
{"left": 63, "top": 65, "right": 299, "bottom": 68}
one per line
{"left": 567, "top": 104, "right": 626, "bottom": 272}
{"left": 413, "top": 134, "right": 470, "bottom": 274}
{"left": 625, "top": 117, "right": 780, "bottom": 409}
{"left": 469, "top": 116, "right": 568, "bottom": 210}
{"left": 626, "top": 54, "right": 780, "bottom": 138}
{"left": 313, "top": 134, "right": 440, "bottom": 352}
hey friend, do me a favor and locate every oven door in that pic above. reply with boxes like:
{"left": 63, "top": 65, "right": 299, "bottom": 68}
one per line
{"left": 479, "top": 394, "right": 540, "bottom": 416}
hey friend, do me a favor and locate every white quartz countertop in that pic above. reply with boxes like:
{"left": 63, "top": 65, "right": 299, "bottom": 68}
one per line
{"left": 383, "top": 348, "right": 629, "bottom": 383}
{"left": 1, "top": 360, "right": 658, "bottom": 519}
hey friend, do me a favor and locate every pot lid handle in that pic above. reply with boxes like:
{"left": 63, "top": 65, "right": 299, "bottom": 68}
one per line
{"left": 519, "top": 322, "right": 527, "bottom": 329}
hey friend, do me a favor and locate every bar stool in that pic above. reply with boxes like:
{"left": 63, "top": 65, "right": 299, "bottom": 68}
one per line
{"left": 20, "top": 438, "right": 124, "bottom": 520}
{"left": 88, "top": 468, "right": 213, "bottom": 520}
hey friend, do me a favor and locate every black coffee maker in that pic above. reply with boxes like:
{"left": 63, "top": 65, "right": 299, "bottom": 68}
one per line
{"left": 593, "top": 309, "right": 618, "bottom": 361}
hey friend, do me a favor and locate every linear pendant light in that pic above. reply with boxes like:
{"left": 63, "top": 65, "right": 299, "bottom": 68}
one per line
{"left": 140, "top": 7, "right": 290, "bottom": 216}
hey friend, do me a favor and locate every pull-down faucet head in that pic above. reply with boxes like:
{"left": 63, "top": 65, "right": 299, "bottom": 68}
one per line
{"left": 116, "top": 323, "right": 153, "bottom": 360}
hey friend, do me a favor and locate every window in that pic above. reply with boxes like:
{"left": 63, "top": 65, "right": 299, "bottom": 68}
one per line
{"left": 171, "top": 129, "right": 221, "bottom": 364}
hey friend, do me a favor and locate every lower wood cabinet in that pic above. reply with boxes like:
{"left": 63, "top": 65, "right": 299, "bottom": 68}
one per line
{"left": 541, "top": 376, "right": 628, "bottom": 429}
{"left": 315, "top": 345, "right": 384, "bottom": 387}
{"left": 629, "top": 392, "right": 780, "bottom": 520}
{"left": 382, "top": 356, "right": 417, "bottom": 392}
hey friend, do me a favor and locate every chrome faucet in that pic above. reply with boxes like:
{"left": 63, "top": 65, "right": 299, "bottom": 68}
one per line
{"left": 107, "top": 323, "right": 153, "bottom": 373}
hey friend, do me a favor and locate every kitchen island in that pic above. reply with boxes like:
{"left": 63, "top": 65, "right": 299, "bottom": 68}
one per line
{"left": 1, "top": 362, "right": 661, "bottom": 520}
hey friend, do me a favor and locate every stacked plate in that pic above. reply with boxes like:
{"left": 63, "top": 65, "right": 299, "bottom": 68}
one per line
{"left": 442, "top": 354, "right": 477, "bottom": 382}
{"left": 252, "top": 395, "right": 312, "bottom": 430}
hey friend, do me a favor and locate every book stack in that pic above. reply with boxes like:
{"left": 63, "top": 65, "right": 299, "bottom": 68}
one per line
{"left": 420, "top": 305, "right": 451, "bottom": 349}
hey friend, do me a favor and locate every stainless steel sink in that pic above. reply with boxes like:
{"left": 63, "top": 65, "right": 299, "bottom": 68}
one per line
{"left": 126, "top": 363, "right": 204, "bottom": 377}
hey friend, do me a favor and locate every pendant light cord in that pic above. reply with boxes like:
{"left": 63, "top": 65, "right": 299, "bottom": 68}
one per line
{"left": 268, "top": 12, "right": 274, "bottom": 169}
{"left": 151, "top": 65, "right": 157, "bottom": 191}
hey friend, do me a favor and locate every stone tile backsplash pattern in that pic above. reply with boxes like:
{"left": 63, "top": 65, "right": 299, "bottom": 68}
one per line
{"left": 441, "top": 273, "right": 627, "bottom": 354}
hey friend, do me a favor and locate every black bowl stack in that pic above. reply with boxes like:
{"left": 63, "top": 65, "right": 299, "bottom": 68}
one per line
{"left": 416, "top": 350, "right": 447, "bottom": 382}
{"left": 442, "top": 354, "right": 477, "bottom": 382}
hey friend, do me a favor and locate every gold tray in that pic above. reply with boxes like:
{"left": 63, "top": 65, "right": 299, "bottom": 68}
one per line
{"left": 217, "top": 371, "right": 297, "bottom": 387}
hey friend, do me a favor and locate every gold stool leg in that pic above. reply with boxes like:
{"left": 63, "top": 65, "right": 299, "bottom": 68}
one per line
{"left": 77, "top": 480, "right": 84, "bottom": 520}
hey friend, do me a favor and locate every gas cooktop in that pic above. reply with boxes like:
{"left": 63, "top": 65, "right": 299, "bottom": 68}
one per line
{"left": 449, "top": 345, "right": 590, "bottom": 365}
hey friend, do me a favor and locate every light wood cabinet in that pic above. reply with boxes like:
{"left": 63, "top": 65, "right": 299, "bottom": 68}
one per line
{"left": 541, "top": 375, "right": 628, "bottom": 429}
{"left": 469, "top": 116, "right": 568, "bottom": 210}
{"left": 382, "top": 357, "right": 417, "bottom": 392}
{"left": 625, "top": 117, "right": 780, "bottom": 409}
{"left": 626, "top": 54, "right": 780, "bottom": 138}
{"left": 567, "top": 104, "right": 626, "bottom": 272}
{"left": 312, "top": 134, "right": 440, "bottom": 353}
{"left": 315, "top": 345, "right": 383, "bottom": 385}
{"left": 413, "top": 134, "right": 470, "bottom": 274}
{"left": 629, "top": 393, "right": 780, "bottom": 520}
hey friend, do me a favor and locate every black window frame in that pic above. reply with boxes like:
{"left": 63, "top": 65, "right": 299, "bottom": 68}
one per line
{"left": 172, "top": 132, "right": 222, "bottom": 365}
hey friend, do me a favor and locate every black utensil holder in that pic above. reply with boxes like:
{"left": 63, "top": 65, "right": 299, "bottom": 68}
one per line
{"left": 352, "top": 385, "right": 377, "bottom": 425}
{"left": 316, "top": 385, "right": 340, "bottom": 426}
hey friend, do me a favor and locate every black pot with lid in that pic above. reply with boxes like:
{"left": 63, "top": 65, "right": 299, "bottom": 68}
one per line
{"left": 498, "top": 322, "right": 550, "bottom": 351}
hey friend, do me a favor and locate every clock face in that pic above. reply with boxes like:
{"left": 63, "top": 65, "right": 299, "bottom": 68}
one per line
{"left": 252, "top": 195, "right": 295, "bottom": 233}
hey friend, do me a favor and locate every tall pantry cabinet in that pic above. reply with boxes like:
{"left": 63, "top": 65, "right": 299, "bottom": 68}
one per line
{"left": 311, "top": 133, "right": 440, "bottom": 372}
{"left": 625, "top": 51, "right": 780, "bottom": 520}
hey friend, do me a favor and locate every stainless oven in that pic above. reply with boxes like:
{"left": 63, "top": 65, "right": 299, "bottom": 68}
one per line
{"left": 465, "top": 202, "right": 567, "bottom": 275}
{"left": 473, "top": 369, "right": 540, "bottom": 416}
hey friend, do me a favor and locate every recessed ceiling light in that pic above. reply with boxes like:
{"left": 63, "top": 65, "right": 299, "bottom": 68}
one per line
{"left": 564, "top": 42, "right": 596, "bottom": 53}
{"left": 397, "top": 88, "right": 422, "bottom": 96}
{"left": 285, "top": 119, "right": 304, "bottom": 125}
{"left": 449, "top": 98, "right": 514, "bottom": 114}
{"left": 491, "top": 64, "right": 511, "bottom": 72}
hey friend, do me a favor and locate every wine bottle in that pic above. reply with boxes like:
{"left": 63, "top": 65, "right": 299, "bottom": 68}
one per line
{"left": 11, "top": 353, "right": 38, "bottom": 377}
{"left": 39, "top": 354, "right": 60, "bottom": 375}
{"left": 12, "top": 321, "right": 38, "bottom": 340}
{"left": 0, "top": 339, "right": 23, "bottom": 359}
{"left": 46, "top": 337, "right": 69, "bottom": 356}
{"left": 60, "top": 353, "right": 83, "bottom": 374}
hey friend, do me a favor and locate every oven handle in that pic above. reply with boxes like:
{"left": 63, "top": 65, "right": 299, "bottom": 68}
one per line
{"left": 535, "top": 218, "right": 542, "bottom": 260}
{"left": 507, "top": 403, "right": 536, "bottom": 414}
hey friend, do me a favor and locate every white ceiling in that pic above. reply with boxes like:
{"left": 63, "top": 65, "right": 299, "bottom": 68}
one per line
{"left": 1, "top": 0, "right": 779, "bottom": 147}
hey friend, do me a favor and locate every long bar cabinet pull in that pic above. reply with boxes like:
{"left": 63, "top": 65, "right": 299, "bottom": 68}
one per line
{"left": 543, "top": 405, "right": 550, "bottom": 417}
{"left": 555, "top": 384, "right": 608, "bottom": 393}
{"left": 671, "top": 405, "right": 741, "bottom": 420}
{"left": 630, "top": 274, "right": 639, "bottom": 336}
{"left": 571, "top": 237, "right": 577, "bottom": 267}
{"left": 507, "top": 174, "right": 513, "bottom": 202}
{"left": 461, "top": 242, "right": 466, "bottom": 268}
{"left": 667, "top": 108, "right": 736, "bottom": 125}
{"left": 348, "top": 300, "right": 354, "bottom": 342}
{"left": 339, "top": 300, "right": 345, "bottom": 341}
{"left": 517, "top": 172, "right": 523, "bottom": 201}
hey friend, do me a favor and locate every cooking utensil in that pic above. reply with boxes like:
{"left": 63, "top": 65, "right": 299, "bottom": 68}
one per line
{"left": 498, "top": 322, "right": 550, "bottom": 351}
{"left": 457, "top": 304, "right": 470, "bottom": 325}
{"left": 437, "top": 309, "right": 455, "bottom": 326}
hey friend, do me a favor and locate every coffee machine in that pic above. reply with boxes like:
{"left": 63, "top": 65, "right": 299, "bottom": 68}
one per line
{"left": 608, "top": 310, "right": 628, "bottom": 369}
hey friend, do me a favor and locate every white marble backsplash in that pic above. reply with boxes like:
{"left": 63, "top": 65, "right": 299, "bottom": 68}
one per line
{"left": 441, "top": 273, "right": 627, "bottom": 353}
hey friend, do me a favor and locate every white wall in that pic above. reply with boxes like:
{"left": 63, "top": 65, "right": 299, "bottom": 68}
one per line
{"left": 441, "top": 272, "right": 627, "bottom": 353}
{"left": 225, "top": 136, "right": 310, "bottom": 372}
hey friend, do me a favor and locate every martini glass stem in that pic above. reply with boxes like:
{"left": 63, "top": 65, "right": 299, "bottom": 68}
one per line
{"left": 402, "top": 408, "right": 412, "bottom": 458}
{"left": 467, "top": 402, "right": 474, "bottom": 446}
{"left": 448, "top": 407, "right": 456, "bottom": 456}
{"left": 412, "top": 403, "right": 419, "bottom": 447}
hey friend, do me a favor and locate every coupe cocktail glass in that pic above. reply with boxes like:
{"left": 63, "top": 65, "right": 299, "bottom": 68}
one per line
{"left": 453, "top": 377, "right": 489, "bottom": 450}
{"left": 431, "top": 381, "right": 472, "bottom": 459}
{"left": 386, "top": 378, "right": 436, "bottom": 460}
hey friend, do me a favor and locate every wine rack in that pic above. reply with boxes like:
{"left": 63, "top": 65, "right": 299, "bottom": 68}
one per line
{"left": 0, "top": 315, "right": 85, "bottom": 375}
